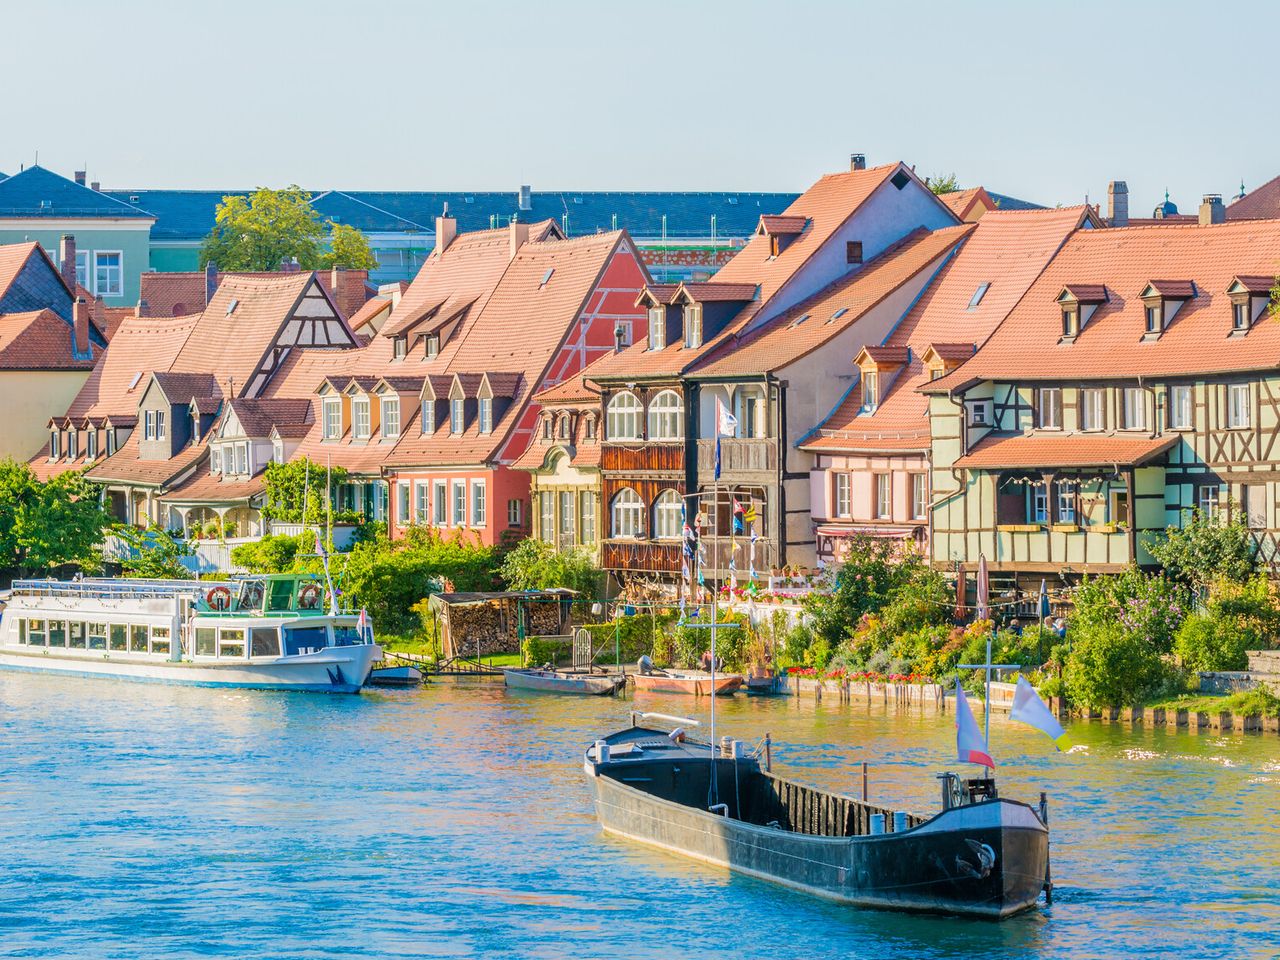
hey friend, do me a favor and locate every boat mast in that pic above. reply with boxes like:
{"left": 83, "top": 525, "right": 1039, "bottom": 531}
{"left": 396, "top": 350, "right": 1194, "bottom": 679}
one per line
{"left": 958, "top": 632, "right": 1018, "bottom": 771}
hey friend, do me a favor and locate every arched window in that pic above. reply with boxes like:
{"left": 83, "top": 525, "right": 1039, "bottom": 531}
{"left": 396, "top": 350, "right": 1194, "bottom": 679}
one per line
{"left": 610, "top": 488, "right": 644, "bottom": 538}
{"left": 607, "top": 392, "right": 642, "bottom": 441}
{"left": 647, "top": 390, "right": 684, "bottom": 440}
{"left": 653, "top": 489, "right": 683, "bottom": 540}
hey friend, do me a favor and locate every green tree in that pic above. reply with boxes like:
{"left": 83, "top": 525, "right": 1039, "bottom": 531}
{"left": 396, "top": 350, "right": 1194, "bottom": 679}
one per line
{"left": 803, "top": 536, "right": 932, "bottom": 648}
{"left": 926, "top": 173, "right": 961, "bottom": 195}
{"left": 1175, "top": 576, "right": 1280, "bottom": 672}
{"left": 199, "top": 186, "right": 326, "bottom": 271}
{"left": 499, "top": 539, "right": 605, "bottom": 598}
{"left": 114, "top": 525, "right": 193, "bottom": 579}
{"left": 260, "top": 457, "right": 358, "bottom": 525}
{"left": 323, "top": 222, "right": 379, "bottom": 270}
{"left": 230, "top": 532, "right": 309, "bottom": 573}
{"left": 0, "top": 461, "right": 110, "bottom": 574}
{"left": 1065, "top": 621, "right": 1182, "bottom": 707}
{"left": 1145, "top": 510, "right": 1256, "bottom": 590}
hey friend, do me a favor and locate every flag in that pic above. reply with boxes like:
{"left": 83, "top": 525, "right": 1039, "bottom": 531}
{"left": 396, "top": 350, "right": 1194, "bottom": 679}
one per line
{"left": 748, "top": 530, "right": 758, "bottom": 580}
{"left": 975, "top": 554, "right": 989, "bottom": 623}
{"left": 743, "top": 501, "right": 758, "bottom": 524}
{"left": 357, "top": 607, "right": 370, "bottom": 642}
{"left": 1038, "top": 579, "right": 1051, "bottom": 622}
{"left": 955, "top": 680, "right": 995, "bottom": 768}
{"left": 732, "top": 497, "right": 745, "bottom": 535}
{"left": 314, "top": 529, "right": 326, "bottom": 558}
{"left": 681, "top": 556, "right": 691, "bottom": 583}
{"left": 715, "top": 397, "right": 737, "bottom": 480}
{"left": 1011, "top": 676, "right": 1071, "bottom": 751}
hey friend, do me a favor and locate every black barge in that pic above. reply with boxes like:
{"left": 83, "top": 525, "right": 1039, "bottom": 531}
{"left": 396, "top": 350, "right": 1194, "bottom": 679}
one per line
{"left": 584, "top": 720, "right": 1050, "bottom": 918}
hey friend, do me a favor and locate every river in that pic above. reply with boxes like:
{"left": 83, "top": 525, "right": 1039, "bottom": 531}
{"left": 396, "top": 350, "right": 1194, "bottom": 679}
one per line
{"left": 1, "top": 672, "right": 1277, "bottom": 959}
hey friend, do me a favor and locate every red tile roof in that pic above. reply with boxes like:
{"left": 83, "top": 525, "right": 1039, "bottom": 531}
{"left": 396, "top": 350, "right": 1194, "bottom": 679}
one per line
{"left": 861, "top": 345, "right": 910, "bottom": 364}
{"left": 139, "top": 272, "right": 207, "bottom": 317}
{"left": 159, "top": 469, "right": 265, "bottom": 504}
{"left": 927, "top": 219, "right": 1280, "bottom": 389}
{"left": 347, "top": 295, "right": 393, "bottom": 333}
{"left": 802, "top": 207, "right": 1088, "bottom": 453}
{"left": 1146, "top": 279, "right": 1196, "bottom": 298}
{"left": 952, "top": 433, "right": 1177, "bottom": 469}
{"left": 0, "top": 309, "right": 102, "bottom": 370}
{"left": 758, "top": 215, "right": 808, "bottom": 235}
{"left": 676, "top": 281, "right": 759, "bottom": 303}
{"left": 938, "top": 187, "right": 996, "bottom": 222}
{"left": 1061, "top": 283, "right": 1108, "bottom": 302}
{"left": 1227, "top": 174, "right": 1280, "bottom": 221}
{"left": 85, "top": 430, "right": 208, "bottom": 487}
{"left": 64, "top": 313, "right": 199, "bottom": 420}
{"left": 224, "top": 397, "right": 312, "bottom": 438}
{"left": 533, "top": 373, "right": 600, "bottom": 405}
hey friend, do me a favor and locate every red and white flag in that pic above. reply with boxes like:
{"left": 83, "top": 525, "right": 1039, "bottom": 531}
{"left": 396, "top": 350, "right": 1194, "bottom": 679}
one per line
{"left": 314, "top": 529, "right": 326, "bottom": 558}
{"left": 357, "top": 607, "right": 369, "bottom": 640}
{"left": 955, "top": 680, "right": 994, "bottom": 769}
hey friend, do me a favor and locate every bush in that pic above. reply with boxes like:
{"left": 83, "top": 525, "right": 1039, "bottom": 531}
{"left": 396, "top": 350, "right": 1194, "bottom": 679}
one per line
{"left": 523, "top": 634, "right": 567, "bottom": 667}
{"left": 1174, "top": 612, "right": 1254, "bottom": 673}
{"left": 1145, "top": 510, "right": 1257, "bottom": 590}
{"left": 231, "top": 532, "right": 309, "bottom": 573}
{"left": 115, "top": 524, "right": 193, "bottom": 579}
{"left": 1072, "top": 567, "right": 1187, "bottom": 655}
{"left": 499, "top": 539, "right": 604, "bottom": 598}
{"left": 1064, "top": 622, "right": 1182, "bottom": 707}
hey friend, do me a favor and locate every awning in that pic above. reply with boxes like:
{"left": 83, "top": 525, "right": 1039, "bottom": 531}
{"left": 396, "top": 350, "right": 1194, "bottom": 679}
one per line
{"left": 816, "top": 524, "right": 920, "bottom": 539}
{"left": 954, "top": 433, "right": 1178, "bottom": 470}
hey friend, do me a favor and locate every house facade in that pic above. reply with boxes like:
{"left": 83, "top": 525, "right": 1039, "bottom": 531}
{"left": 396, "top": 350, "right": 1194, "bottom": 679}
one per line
{"left": 924, "top": 213, "right": 1280, "bottom": 592}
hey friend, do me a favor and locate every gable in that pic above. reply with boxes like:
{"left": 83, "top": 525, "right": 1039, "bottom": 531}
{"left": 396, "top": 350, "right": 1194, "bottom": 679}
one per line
{"left": 0, "top": 243, "right": 73, "bottom": 321}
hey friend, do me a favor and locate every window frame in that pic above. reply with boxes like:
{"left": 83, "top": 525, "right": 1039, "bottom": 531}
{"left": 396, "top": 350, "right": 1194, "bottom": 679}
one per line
{"left": 450, "top": 397, "right": 465, "bottom": 435}
{"left": 1036, "top": 387, "right": 1063, "bottom": 430}
{"left": 1168, "top": 384, "right": 1193, "bottom": 430}
{"left": 322, "top": 398, "right": 342, "bottom": 439}
{"left": 873, "top": 473, "right": 891, "bottom": 520}
{"left": 1122, "top": 387, "right": 1148, "bottom": 431}
{"left": 653, "top": 489, "right": 683, "bottom": 540}
{"left": 93, "top": 250, "right": 123, "bottom": 297}
{"left": 910, "top": 473, "right": 927, "bottom": 521}
{"left": 381, "top": 397, "right": 401, "bottom": 438}
{"left": 470, "top": 479, "right": 487, "bottom": 528}
{"left": 478, "top": 397, "right": 493, "bottom": 434}
{"left": 610, "top": 488, "right": 644, "bottom": 539}
{"left": 1227, "top": 383, "right": 1252, "bottom": 430}
{"left": 834, "top": 473, "right": 851, "bottom": 518}
{"left": 1198, "top": 483, "right": 1220, "bottom": 520}
{"left": 452, "top": 480, "right": 467, "bottom": 526}
{"left": 648, "top": 307, "right": 666, "bottom": 350}
{"left": 352, "top": 397, "right": 371, "bottom": 439}
{"left": 862, "top": 369, "right": 878, "bottom": 411}
{"left": 606, "top": 391, "right": 642, "bottom": 441}
{"left": 1080, "top": 388, "right": 1105, "bottom": 432}
{"left": 433, "top": 480, "right": 447, "bottom": 525}
{"left": 420, "top": 399, "right": 435, "bottom": 435}
{"left": 647, "top": 390, "right": 684, "bottom": 441}
{"left": 683, "top": 305, "right": 703, "bottom": 349}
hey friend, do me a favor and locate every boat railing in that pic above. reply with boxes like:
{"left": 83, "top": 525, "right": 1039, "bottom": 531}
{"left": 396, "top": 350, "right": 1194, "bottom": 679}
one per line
{"left": 10, "top": 578, "right": 202, "bottom": 601}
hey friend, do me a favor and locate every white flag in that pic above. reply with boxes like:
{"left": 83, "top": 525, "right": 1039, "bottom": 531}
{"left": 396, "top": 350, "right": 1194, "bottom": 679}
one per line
{"left": 955, "top": 681, "right": 994, "bottom": 769}
{"left": 1010, "top": 676, "right": 1071, "bottom": 751}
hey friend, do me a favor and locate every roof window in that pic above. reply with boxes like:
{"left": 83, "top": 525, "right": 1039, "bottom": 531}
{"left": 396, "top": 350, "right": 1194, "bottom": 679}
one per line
{"left": 791, "top": 313, "right": 810, "bottom": 328}
{"left": 539, "top": 268, "right": 554, "bottom": 288}
{"left": 226, "top": 298, "right": 239, "bottom": 317}
{"left": 968, "top": 282, "right": 990, "bottom": 309}
{"left": 830, "top": 307, "right": 848, "bottom": 322}
{"left": 127, "top": 372, "right": 143, "bottom": 390}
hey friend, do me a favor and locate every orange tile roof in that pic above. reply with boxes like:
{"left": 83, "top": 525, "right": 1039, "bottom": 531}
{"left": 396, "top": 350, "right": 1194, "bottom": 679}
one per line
{"left": 952, "top": 433, "right": 1177, "bottom": 469}
{"left": 533, "top": 373, "right": 600, "bottom": 405}
{"left": 758, "top": 214, "right": 808, "bottom": 235}
{"left": 710, "top": 163, "right": 946, "bottom": 307}
{"left": 677, "top": 281, "right": 758, "bottom": 302}
{"left": 0, "top": 309, "right": 102, "bottom": 370}
{"left": 928, "top": 218, "right": 1280, "bottom": 389}
{"left": 64, "top": 313, "right": 199, "bottom": 420}
{"left": 159, "top": 469, "right": 266, "bottom": 504}
{"left": 938, "top": 187, "right": 997, "bottom": 222}
{"left": 803, "top": 207, "right": 1087, "bottom": 453}
{"left": 140, "top": 271, "right": 208, "bottom": 317}
{"left": 85, "top": 430, "right": 208, "bottom": 487}
{"left": 691, "top": 225, "right": 973, "bottom": 377}
{"left": 1227, "top": 174, "right": 1280, "bottom": 221}
{"left": 347, "top": 295, "right": 393, "bottom": 333}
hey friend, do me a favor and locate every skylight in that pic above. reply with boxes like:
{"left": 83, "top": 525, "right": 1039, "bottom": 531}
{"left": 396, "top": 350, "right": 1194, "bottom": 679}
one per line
{"left": 539, "top": 268, "right": 554, "bottom": 288}
{"left": 127, "top": 372, "right": 142, "bottom": 390}
{"left": 967, "top": 283, "right": 991, "bottom": 310}
{"left": 226, "top": 298, "right": 239, "bottom": 317}
{"left": 791, "top": 313, "right": 810, "bottom": 327}
{"left": 830, "top": 307, "right": 849, "bottom": 323}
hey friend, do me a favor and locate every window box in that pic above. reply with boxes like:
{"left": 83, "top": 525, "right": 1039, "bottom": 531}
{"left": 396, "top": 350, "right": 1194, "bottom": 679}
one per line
{"left": 1050, "top": 523, "right": 1080, "bottom": 533}
{"left": 996, "top": 524, "right": 1042, "bottom": 533}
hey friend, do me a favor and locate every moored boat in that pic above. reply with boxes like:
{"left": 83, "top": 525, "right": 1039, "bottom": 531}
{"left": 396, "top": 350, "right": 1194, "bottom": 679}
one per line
{"left": 502, "top": 667, "right": 624, "bottom": 696}
{"left": 584, "top": 717, "right": 1050, "bottom": 918}
{"left": 0, "top": 574, "right": 381, "bottom": 693}
{"left": 629, "top": 669, "right": 743, "bottom": 696}
{"left": 368, "top": 664, "right": 424, "bottom": 687}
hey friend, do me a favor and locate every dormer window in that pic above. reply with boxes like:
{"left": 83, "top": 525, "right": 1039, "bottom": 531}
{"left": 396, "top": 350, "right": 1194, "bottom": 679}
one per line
{"left": 144, "top": 411, "right": 156, "bottom": 441}
{"left": 425, "top": 334, "right": 440, "bottom": 359}
{"left": 648, "top": 307, "right": 666, "bottom": 350}
{"left": 322, "top": 398, "right": 341, "bottom": 439}
{"left": 210, "top": 448, "right": 221, "bottom": 474}
{"left": 684, "top": 305, "right": 702, "bottom": 349}
{"left": 381, "top": 397, "right": 400, "bottom": 438}
{"left": 479, "top": 397, "right": 493, "bottom": 434}
{"left": 557, "top": 415, "right": 570, "bottom": 440}
{"left": 1233, "top": 301, "right": 1249, "bottom": 332}
{"left": 1061, "top": 307, "right": 1078, "bottom": 338}
{"left": 352, "top": 398, "right": 371, "bottom": 439}
{"left": 1145, "top": 304, "right": 1161, "bottom": 334}
{"left": 86, "top": 430, "right": 97, "bottom": 459}
{"left": 1057, "top": 286, "right": 1107, "bottom": 342}
{"left": 421, "top": 399, "right": 435, "bottom": 435}
{"left": 393, "top": 336, "right": 407, "bottom": 360}
{"left": 1140, "top": 281, "right": 1194, "bottom": 340}
{"left": 191, "top": 410, "right": 200, "bottom": 442}
{"left": 542, "top": 415, "right": 553, "bottom": 440}
{"left": 67, "top": 430, "right": 77, "bottom": 460}
{"left": 450, "top": 397, "right": 465, "bottom": 434}
{"left": 49, "top": 429, "right": 60, "bottom": 459}
{"left": 1227, "top": 277, "right": 1273, "bottom": 335}
{"left": 862, "top": 370, "right": 878, "bottom": 410}
{"left": 584, "top": 416, "right": 596, "bottom": 440}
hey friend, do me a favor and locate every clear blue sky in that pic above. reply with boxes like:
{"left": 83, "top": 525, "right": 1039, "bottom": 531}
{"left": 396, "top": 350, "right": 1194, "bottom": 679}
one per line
{"left": 2, "top": 0, "right": 1273, "bottom": 215}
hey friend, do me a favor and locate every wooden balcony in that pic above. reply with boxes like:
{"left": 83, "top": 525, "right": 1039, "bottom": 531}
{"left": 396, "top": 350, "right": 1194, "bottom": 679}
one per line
{"left": 696, "top": 438, "right": 776, "bottom": 477}
{"left": 602, "top": 539, "right": 683, "bottom": 574}
{"left": 601, "top": 443, "right": 684, "bottom": 474}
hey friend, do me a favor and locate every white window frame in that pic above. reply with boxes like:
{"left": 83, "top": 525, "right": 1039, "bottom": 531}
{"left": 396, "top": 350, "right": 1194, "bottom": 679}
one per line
{"left": 580, "top": 491, "right": 597, "bottom": 545}
{"left": 471, "top": 480, "right": 487, "bottom": 527}
{"left": 1123, "top": 387, "right": 1147, "bottom": 431}
{"left": 396, "top": 481, "right": 411, "bottom": 523}
{"left": 75, "top": 250, "right": 89, "bottom": 288}
{"left": 683, "top": 306, "right": 702, "bottom": 349}
{"left": 66, "top": 429, "right": 77, "bottom": 460}
{"left": 450, "top": 398, "right": 465, "bottom": 435}
{"left": 1032, "top": 482, "right": 1049, "bottom": 524}
{"left": 49, "top": 429, "right": 60, "bottom": 459}
{"left": 322, "top": 398, "right": 342, "bottom": 439}
{"left": 1228, "top": 383, "right": 1251, "bottom": 429}
{"left": 1199, "top": 484, "right": 1220, "bottom": 520}
{"left": 210, "top": 448, "right": 221, "bottom": 474}
{"left": 415, "top": 482, "right": 429, "bottom": 522}
{"left": 874, "top": 473, "right": 891, "bottom": 520}
{"left": 538, "top": 491, "right": 555, "bottom": 542}
{"left": 653, "top": 490, "right": 683, "bottom": 540}
{"left": 647, "top": 390, "right": 684, "bottom": 441}
{"left": 911, "top": 473, "right": 927, "bottom": 521}
{"left": 93, "top": 250, "right": 123, "bottom": 297}
{"left": 610, "top": 488, "right": 644, "bottom": 539}
{"left": 478, "top": 397, "right": 493, "bottom": 434}
{"left": 86, "top": 429, "right": 97, "bottom": 460}
{"left": 381, "top": 397, "right": 401, "bottom": 438}
{"left": 452, "top": 480, "right": 467, "bottom": 526}
{"left": 156, "top": 410, "right": 166, "bottom": 441}
{"left": 433, "top": 480, "right": 447, "bottom": 525}
{"left": 834, "top": 473, "right": 851, "bottom": 518}
{"left": 144, "top": 410, "right": 156, "bottom": 441}
{"left": 1169, "top": 385, "right": 1192, "bottom": 430}
{"left": 1037, "top": 387, "right": 1062, "bottom": 430}
{"left": 606, "top": 392, "right": 642, "bottom": 441}
{"left": 648, "top": 307, "right": 666, "bottom": 350}
{"left": 508, "top": 498, "right": 523, "bottom": 528}
{"left": 352, "top": 398, "right": 371, "bottom": 439}
{"left": 1057, "top": 482, "right": 1076, "bottom": 523}
{"left": 862, "top": 370, "right": 878, "bottom": 411}
{"left": 1080, "top": 388, "right": 1104, "bottom": 432}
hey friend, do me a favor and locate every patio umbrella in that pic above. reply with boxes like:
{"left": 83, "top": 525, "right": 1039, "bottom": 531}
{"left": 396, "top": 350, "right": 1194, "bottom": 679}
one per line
{"left": 1038, "top": 578, "right": 1051, "bottom": 622}
{"left": 975, "top": 554, "right": 989, "bottom": 623}
{"left": 954, "top": 568, "right": 967, "bottom": 622}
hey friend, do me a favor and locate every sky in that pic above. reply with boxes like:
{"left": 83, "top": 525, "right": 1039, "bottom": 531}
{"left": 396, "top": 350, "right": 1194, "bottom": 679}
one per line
{"left": 1, "top": 0, "right": 1274, "bottom": 215}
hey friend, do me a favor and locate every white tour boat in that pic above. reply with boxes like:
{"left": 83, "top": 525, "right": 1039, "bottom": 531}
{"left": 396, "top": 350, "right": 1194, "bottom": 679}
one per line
{"left": 0, "top": 574, "right": 381, "bottom": 693}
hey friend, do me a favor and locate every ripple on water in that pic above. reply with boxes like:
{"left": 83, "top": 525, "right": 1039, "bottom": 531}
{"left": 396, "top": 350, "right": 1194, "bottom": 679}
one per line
{"left": 0, "top": 673, "right": 1278, "bottom": 960}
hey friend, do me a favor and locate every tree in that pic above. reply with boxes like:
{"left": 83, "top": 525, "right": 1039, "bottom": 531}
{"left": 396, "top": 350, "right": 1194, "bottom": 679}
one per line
{"left": 0, "top": 461, "right": 110, "bottom": 574}
{"left": 1064, "top": 621, "right": 1181, "bottom": 707}
{"left": 499, "top": 539, "right": 605, "bottom": 598}
{"left": 1144, "top": 510, "right": 1256, "bottom": 590}
{"left": 803, "top": 536, "right": 931, "bottom": 648}
{"left": 323, "top": 222, "right": 379, "bottom": 271}
{"left": 260, "top": 457, "right": 358, "bottom": 525}
{"left": 200, "top": 186, "right": 325, "bottom": 271}
{"left": 114, "top": 525, "right": 193, "bottom": 579}
{"left": 926, "top": 173, "right": 961, "bottom": 195}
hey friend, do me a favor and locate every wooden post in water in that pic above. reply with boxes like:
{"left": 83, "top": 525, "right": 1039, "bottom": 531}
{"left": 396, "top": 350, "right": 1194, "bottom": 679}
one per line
{"left": 861, "top": 760, "right": 868, "bottom": 801}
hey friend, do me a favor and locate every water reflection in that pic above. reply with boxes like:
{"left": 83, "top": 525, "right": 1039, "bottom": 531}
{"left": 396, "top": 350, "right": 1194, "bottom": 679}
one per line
{"left": 0, "top": 673, "right": 1277, "bottom": 958}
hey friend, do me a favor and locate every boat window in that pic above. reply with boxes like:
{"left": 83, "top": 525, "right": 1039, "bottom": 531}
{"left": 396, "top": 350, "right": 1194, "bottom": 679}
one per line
{"left": 283, "top": 625, "right": 327, "bottom": 655}
{"left": 251, "top": 627, "right": 281, "bottom": 658}
{"left": 219, "top": 627, "right": 246, "bottom": 659}
{"left": 69, "top": 622, "right": 87, "bottom": 649}
{"left": 130, "top": 625, "right": 148, "bottom": 653}
{"left": 150, "top": 625, "right": 171, "bottom": 657}
{"left": 49, "top": 621, "right": 67, "bottom": 648}
{"left": 267, "top": 579, "right": 295, "bottom": 612}
{"left": 109, "top": 624, "right": 127, "bottom": 651}
{"left": 332, "top": 625, "right": 361, "bottom": 646}
{"left": 236, "top": 580, "right": 265, "bottom": 613}
{"left": 27, "top": 619, "right": 47, "bottom": 646}
{"left": 195, "top": 627, "right": 217, "bottom": 657}
{"left": 18, "top": 619, "right": 27, "bottom": 645}
{"left": 88, "top": 623, "right": 107, "bottom": 650}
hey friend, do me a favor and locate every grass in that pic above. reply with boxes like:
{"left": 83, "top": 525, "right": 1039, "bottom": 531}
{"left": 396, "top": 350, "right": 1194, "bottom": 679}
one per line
{"left": 1143, "top": 687, "right": 1280, "bottom": 718}
{"left": 375, "top": 634, "right": 523, "bottom": 668}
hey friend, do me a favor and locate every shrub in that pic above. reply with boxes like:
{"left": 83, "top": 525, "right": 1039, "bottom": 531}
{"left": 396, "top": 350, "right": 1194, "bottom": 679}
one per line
{"left": 231, "top": 532, "right": 309, "bottom": 573}
{"left": 523, "top": 634, "right": 567, "bottom": 667}
{"left": 1174, "top": 612, "right": 1254, "bottom": 673}
{"left": 1064, "top": 622, "right": 1182, "bottom": 707}
{"left": 1145, "top": 510, "right": 1257, "bottom": 590}
{"left": 499, "top": 539, "right": 604, "bottom": 598}
{"left": 1071, "top": 567, "right": 1187, "bottom": 655}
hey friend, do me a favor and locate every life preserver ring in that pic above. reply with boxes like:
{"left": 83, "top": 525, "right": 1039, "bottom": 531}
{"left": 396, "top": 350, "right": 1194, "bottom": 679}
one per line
{"left": 206, "top": 585, "right": 232, "bottom": 611}
{"left": 298, "top": 582, "right": 322, "bottom": 609}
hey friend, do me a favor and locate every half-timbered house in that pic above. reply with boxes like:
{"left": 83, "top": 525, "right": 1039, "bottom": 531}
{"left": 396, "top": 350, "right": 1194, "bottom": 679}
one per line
{"left": 924, "top": 217, "right": 1280, "bottom": 593}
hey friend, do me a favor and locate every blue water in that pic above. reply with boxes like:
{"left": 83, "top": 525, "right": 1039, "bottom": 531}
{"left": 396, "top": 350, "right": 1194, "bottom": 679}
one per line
{"left": 1, "top": 673, "right": 1278, "bottom": 959}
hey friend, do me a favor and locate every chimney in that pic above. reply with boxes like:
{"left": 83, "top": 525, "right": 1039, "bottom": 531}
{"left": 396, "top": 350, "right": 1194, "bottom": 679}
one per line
{"left": 509, "top": 219, "right": 530, "bottom": 261}
{"left": 435, "top": 205, "right": 457, "bottom": 255}
{"left": 614, "top": 325, "right": 627, "bottom": 352}
{"left": 850, "top": 153, "right": 867, "bottom": 172}
{"left": 74, "top": 170, "right": 86, "bottom": 187}
{"left": 89, "top": 180, "right": 100, "bottom": 192}
{"left": 204, "top": 263, "right": 218, "bottom": 305}
{"left": 1107, "top": 181, "right": 1129, "bottom": 227}
{"left": 58, "top": 234, "right": 77, "bottom": 291}
{"left": 518, "top": 184, "right": 533, "bottom": 212}
{"left": 135, "top": 299, "right": 149, "bottom": 318}
{"left": 73, "top": 297, "right": 91, "bottom": 358}
{"left": 1199, "top": 194, "right": 1225, "bottom": 226}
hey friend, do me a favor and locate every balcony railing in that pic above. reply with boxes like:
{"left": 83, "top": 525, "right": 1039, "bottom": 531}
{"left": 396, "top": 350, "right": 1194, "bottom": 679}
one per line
{"left": 696, "top": 438, "right": 776, "bottom": 476}
{"left": 602, "top": 539, "right": 683, "bottom": 574}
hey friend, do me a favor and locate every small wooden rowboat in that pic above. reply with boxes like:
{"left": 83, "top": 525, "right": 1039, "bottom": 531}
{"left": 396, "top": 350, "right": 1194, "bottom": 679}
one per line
{"left": 502, "top": 668, "right": 625, "bottom": 696}
{"left": 629, "top": 670, "right": 743, "bottom": 696}
{"left": 367, "top": 665, "right": 423, "bottom": 687}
